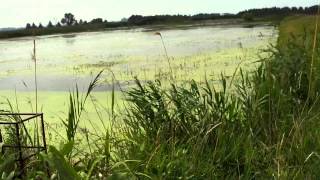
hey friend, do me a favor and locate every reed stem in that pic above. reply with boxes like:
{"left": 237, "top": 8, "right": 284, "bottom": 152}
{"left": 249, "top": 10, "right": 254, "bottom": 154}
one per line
{"left": 308, "top": 3, "right": 320, "bottom": 100}
{"left": 33, "top": 40, "right": 38, "bottom": 114}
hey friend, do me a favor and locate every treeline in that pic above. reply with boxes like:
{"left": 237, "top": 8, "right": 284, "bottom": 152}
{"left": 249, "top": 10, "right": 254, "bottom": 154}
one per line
{"left": 126, "top": 13, "right": 236, "bottom": 25}
{"left": 127, "top": 5, "right": 320, "bottom": 25}
{"left": 24, "top": 13, "right": 237, "bottom": 30}
{"left": 0, "top": 5, "right": 319, "bottom": 39}
{"left": 20, "top": 5, "right": 320, "bottom": 29}
{"left": 0, "top": 13, "right": 128, "bottom": 39}
{"left": 238, "top": 5, "right": 319, "bottom": 18}
{"left": 25, "top": 13, "right": 109, "bottom": 29}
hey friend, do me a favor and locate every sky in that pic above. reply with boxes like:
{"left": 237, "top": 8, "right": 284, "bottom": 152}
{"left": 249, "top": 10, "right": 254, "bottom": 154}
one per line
{"left": 0, "top": 0, "right": 318, "bottom": 28}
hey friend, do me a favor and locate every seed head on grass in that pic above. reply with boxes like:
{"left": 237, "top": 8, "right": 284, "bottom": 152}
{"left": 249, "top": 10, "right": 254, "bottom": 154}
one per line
{"left": 154, "top": 32, "right": 162, "bottom": 36}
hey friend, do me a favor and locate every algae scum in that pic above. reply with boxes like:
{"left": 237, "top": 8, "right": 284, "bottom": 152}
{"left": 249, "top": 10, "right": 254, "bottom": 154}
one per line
{"left": 0, "top": 25, "right": 276, "bottom": 127}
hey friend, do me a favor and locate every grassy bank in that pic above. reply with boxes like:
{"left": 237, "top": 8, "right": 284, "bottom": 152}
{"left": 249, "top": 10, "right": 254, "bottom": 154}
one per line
{"left": 1, "top": 15, "right": 320, "bottom": 179}
{"left": 278, "top": 15, "right": 320, "bottom": 46}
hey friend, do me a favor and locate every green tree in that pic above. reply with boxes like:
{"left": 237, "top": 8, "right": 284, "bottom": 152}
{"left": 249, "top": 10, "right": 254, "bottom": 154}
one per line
{"left": 61, "top": 13, "right": 77, "bottom": 26}
{"left": 56, "top": 22, "right": 62, "bottom": 27}
{"left": 47, "top": 21, "right": 54, "bottom": 28}
{"left": 90, "top": 18, "right": 103, "bottom": 24}
{"left": 31, "top": 23, "right": 37, "bottom": 28}
{"left": 26, "top": 23, "right": 31, "bottom": 29}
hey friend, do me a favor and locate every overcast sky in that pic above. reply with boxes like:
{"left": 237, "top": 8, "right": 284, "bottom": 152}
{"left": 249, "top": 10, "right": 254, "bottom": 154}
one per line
{"left": 0, "top": 0, "right": 318, "bottom": 28}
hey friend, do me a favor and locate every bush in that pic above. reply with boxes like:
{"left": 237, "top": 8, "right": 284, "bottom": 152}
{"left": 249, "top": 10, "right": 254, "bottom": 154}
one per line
{"left": 242, "top": 13, "right": 254, "bottom": 22}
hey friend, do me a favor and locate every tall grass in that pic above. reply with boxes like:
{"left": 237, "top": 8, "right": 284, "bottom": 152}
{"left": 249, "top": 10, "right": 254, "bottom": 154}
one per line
{"left": 113, "top": 32, "right": 320, "bottom": 178}
{"left": 63, "top": 70, "right": 103, "bottom": 142}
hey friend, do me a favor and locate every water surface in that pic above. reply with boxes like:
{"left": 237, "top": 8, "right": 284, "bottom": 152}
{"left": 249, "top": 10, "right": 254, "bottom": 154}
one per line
{"left": 0, "top": 25, "right": 276, "bottom": 91}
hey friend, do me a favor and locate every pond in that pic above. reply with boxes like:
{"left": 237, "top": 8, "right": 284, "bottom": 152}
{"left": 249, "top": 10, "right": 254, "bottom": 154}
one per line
{"left": 0, "top": 25, "right": 277, "bottom": 129}
{"left": 0, "top": 25, "right": 276, "bottom": 90}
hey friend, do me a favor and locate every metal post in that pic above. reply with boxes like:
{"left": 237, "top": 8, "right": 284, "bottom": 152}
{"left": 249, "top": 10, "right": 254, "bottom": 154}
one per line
{"left": 15, "top": 123, "right": 24, "bottom": 177}
{"left": 40, "top": 114, "right": 47, "bottom": 153}
{"left": 40, "top": 113, "right": 50, "bottom": 176}
{"left": 0, "top": 129, "right": 4, "bottom": 154}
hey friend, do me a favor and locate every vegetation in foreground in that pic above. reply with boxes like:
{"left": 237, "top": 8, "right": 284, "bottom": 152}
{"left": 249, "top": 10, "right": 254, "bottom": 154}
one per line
{"left": 1, "top": 15, "right": 320, "bottom": 179}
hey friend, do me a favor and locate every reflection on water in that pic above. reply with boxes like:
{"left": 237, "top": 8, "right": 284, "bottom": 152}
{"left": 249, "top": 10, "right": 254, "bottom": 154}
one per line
{"left": 62, "top": 34, "right": 77, "bottom": 38}
{"left": 62, "top": 34, "right": 77, "bottom": 45}
{"left": 65, "top": 38, "right": 76, "bottom": 45}
{"left": 0, "top": 74, "right": 130, "bottom": 91}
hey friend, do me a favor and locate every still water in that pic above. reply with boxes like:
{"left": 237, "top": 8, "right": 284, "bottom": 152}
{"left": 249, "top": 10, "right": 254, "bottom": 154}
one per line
{"left": 0, "top": 25, "right": 276, "bottom": 91}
